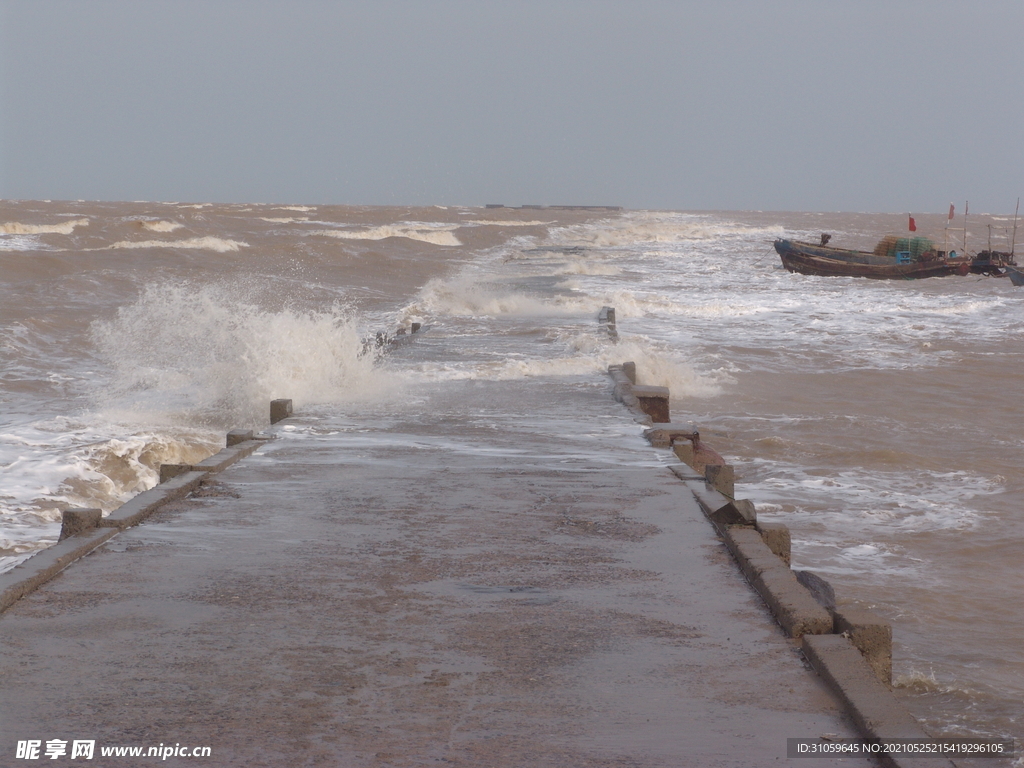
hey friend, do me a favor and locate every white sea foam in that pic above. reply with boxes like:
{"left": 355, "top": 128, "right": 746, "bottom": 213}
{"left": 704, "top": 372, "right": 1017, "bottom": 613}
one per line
{"left": 410, "top": 274, "right": 588, "bottom": 317}
{"left": 260, "top": 217, "right": 308, "bottom": 223}
{"left": 105, "top": 236, "right": 249, "bottom": 252}
{"left": 277, "top": 205, "right": 316, "bottom": 212}
{"left": 0, "top": 218, "right": 89, "bottom": 235}
{"left": 546, "top": 211, "right": 784, "bottom": 248}
{"left": 0, "top": 235, "right": 52, "bottom": 251}
{"left": 465, "top": 220, "right": 552, "bottom": 227}
{"left": 311, "top": 224, "right": 462, "bottom": 246}
{"left": 139, "top": 220, "right": 183, "bottom": 232}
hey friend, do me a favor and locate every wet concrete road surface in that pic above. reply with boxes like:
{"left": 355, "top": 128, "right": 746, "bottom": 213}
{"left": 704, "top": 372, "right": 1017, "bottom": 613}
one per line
{"left": 0, "top": 379, "right": 874, "bottom": 766}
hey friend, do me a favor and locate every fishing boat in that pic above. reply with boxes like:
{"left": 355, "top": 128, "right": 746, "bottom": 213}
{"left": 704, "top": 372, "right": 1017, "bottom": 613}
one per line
{"left": 773, "top": 237, "right": 973, "bottom": 280}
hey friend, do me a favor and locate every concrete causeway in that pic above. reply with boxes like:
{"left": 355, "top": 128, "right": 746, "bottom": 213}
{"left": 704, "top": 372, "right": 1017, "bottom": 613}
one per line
{"left": 0, "top": 377, "right": 876, "bottom": 767}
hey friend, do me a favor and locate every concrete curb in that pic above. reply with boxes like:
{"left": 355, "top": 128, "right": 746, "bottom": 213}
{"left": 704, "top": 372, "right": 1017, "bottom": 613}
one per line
{"left": 608, "top": 364, "right": 654, "bottom": 425}
{"left": 802, "top": 635, "right": 956, "bottom": 768}
{"left": 604, "top": 350, "right": 945, "bottom": 757}
{"left": 0, "top": 427, "right": 278, "bottom": 616}
{"left": 0, "top": 528, "right": 118, "bottom": 613}
{"left": 723, "top": 525, "right": 833, "bottom": 638}
{"left": 191, "top": 439, "right": 267, "bottom": 473}
{"left": 100, "top": 471, "right": 208, "bottom": 530}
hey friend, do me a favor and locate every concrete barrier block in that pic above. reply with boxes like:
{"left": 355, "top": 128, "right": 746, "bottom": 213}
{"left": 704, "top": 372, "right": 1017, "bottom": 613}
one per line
{"left": 796, "top": 570, "right": 836, "bottom": 611}
{"left": 631, "top": 385, "right": 669, "bottom": 423}
{"left": 668, "top": 464, "right": 703, "bottom": 482}
{"left": 755, "top": 522, "right": 791, "bottom": 566}
{"left": 644, "top": 422, "right": 698, "bottom": 448}
{"left": 835, "top": 608, "right": 893, "bottom": 686}
{"left": 0, "top": 527, "right": 118, "bottom": 614}
{"left": 672, "top": 441, "right": 695, "bottom": 466}
{"left": 226, "top": 429, "right": 254, "bottom": 447}
{"left": 723, "top": 526, "right": 832, "bottom": 637}
{"left": 191, "top": 440, "right": 265, "bottom": 473}
{"left": 621, "top": 361, "right": 636, "bottom": 384}
{"left": 100, "top": 471, "right": 206, "bottom": 529}
{"left": 58, "top": 508, "right": 102, "bottom": 542}
{"left": 270, "top": 399, "right": 293, "bottom": 424}
{"left": 159, "top": 463, "right": 191, "bottom": 484}
{"left": 802, "top": 634, "right": 952, "bottom": 768}
{"left": 705, "top": 463, "right": 734, "bottom": 498}
{"left": 613, "top": 382, "right": 633, "bottom": 403}
{"left": 685, "top": 481, "right": 756, "bottom": 527}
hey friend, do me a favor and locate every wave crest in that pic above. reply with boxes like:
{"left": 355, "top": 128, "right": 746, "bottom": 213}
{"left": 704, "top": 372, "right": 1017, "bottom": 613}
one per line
{"left": 106, "top": 237, "right": 249, "bottom": 252}
{"left": 312, "top": 225, "right": 462, "bottom": 246}
{"left": 1, "top": 218, "right": 89, "bottom": 235}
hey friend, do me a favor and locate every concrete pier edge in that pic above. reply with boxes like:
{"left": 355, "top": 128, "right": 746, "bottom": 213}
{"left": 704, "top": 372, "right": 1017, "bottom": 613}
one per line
{"left": 0, "top": 424, "right": 280, "bottom": 616}
{"left": 604, "top": 316, "right": 949, "bottom": 760}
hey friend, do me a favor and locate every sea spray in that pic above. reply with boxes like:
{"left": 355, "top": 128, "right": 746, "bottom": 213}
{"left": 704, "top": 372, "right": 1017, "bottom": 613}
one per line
{"left": 90, "top": 280, "right": 400, "bottom": 428}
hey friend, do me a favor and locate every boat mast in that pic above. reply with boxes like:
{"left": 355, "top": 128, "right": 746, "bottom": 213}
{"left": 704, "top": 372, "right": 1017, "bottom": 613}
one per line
{"left": 944, "top": 202, "right": 952, "bottom": 256}
{"left": 963, "top": 200, "right": 969, "bottom": 256}
{"left": 1012, "top": 197, "right": 1020, "bottom": 257}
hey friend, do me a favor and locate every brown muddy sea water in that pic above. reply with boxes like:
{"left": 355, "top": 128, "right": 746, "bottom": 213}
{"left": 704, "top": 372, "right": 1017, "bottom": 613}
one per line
{"left": 1, "top": 200, "right": 1021, "bottom": 754}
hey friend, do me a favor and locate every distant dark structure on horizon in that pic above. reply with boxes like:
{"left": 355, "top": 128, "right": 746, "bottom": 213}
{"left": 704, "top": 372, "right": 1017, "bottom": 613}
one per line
{"left": 485, "top": 204, "right": 622, "bottom": 211}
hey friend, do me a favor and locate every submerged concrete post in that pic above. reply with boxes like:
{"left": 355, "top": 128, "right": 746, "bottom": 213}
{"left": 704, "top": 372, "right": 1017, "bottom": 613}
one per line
{"left": 159, "top": 464, "right": 191, "bottom": 484}
{"left": 226, "top": 429, "right": 254, "bottom": 447}
{"left": 59, "top": 508, "right": 102, "bottom": 542}
{"left": 270, "top": 399, "right": 293, "bottom": 424}
{"left": 598, "top": 306, "right": 618, "bottom": 339}
{"left": 705, "top": 464, "right": 734, "bottom": 498}
{"left": 631, "top": 385, "right": 669, "bottom": 423}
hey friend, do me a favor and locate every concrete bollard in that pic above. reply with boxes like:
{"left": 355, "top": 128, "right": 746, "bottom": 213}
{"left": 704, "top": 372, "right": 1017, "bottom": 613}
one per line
{"left": 226, "top": 429, "right": 254, "bottom": 447}
{"left": 598, "top": 306, "right": 618, "bottom": 339}
{"left": 270, "top": 399, "right": 293, "bottom": 424}
{"left": 631, "top": 385, "right": 670, "bottom": 423}
{"left": 756, "top": 522, "right": 791, "bottom": 566}
{"left": 834, "top": 608, "right": 893, "bottom": 686}
{"left": 687, "top": 481, "right": 757, "bottom": 528}
{"left": 622, "top": 361, "right": 636, "bottom": 384}
{"left": 159, "top": 464, "right": 192, "bottom": 484}
{"left": 705, "top": 463, "right": 735, "bottom": 498}
{"left": 672, "top": 440, "right": 695, "bottom": 467}
{"left": 59, "top": 508, "right": 103, "bottom": 542}
{"left": 644, "top": 423, "right": 698, "bottom": 448}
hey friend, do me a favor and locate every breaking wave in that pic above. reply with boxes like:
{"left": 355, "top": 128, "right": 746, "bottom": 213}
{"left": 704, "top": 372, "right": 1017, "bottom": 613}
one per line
{"left": 139, "top": 220, "right": 183, "bottom": 232}
{"left": 546, "top": 212, "right": 784, "bottom": 248}
{"left": 312, "top": 225, "right": 462, "bottom": 246}
{"left": 90, "top": 281, "right": 399, "bottom": 428}
{"left": 0, "top": 218, "right": 89, "bottom": 235}
{"left": 105, "top": 236, "right": 249, "bottom": 252}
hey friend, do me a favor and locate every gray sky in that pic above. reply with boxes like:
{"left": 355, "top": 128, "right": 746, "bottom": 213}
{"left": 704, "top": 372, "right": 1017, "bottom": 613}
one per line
{"left": 2, "top": 1, "right": 1021, "bottom": 212}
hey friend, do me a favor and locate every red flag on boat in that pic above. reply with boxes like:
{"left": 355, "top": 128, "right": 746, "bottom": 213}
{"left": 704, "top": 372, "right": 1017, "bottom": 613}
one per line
{"left": 948, "top": 203, "right": 955, "bottom": 220}
{"left": 909, "top": 215, "right": 917, "bottom": 232}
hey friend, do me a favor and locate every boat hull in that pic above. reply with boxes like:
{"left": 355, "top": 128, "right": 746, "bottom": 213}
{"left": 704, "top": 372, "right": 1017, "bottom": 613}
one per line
{"left": 774, "top": 239, "right": 971, "bottom": 280}
{"left": 1005, "top": 265, "right": 1024, "bottom": 286}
